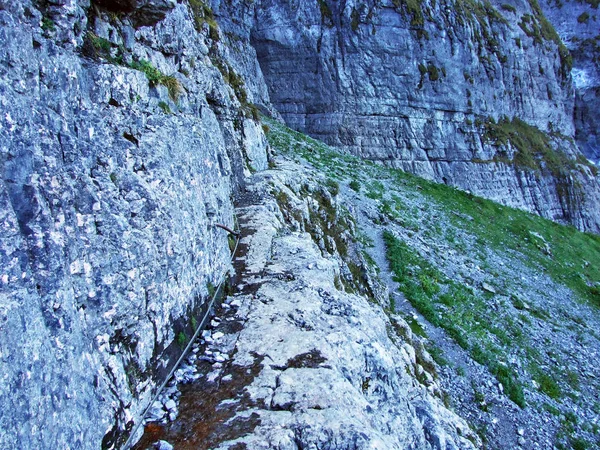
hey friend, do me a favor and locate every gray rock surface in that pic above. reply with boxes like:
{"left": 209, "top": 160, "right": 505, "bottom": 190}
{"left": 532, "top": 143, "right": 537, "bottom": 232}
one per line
{"left": 0, "top": 0, "right": 267, "bottom": 448}
{"left": 1, "top": 0, "right": 599, "bottom": 448}
{"left": 134, "top": 159, "right": 481, "bottom": 449}
{"left": 539, "top": 0, "right": 600, "bottom": 163}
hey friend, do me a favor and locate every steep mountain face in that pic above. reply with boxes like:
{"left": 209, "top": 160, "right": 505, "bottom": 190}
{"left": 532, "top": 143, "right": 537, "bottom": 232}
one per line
{"left": 2, "top": 0, "right": 599, "bottom": 449}
{"left": 0, "top": 0, "right": 268, "bottom": 448}
{"left": 539, "top": 0, "right": 600, "bottom": 163}
{"left": 212, "top": 0, "right": 600, "bottom": 233}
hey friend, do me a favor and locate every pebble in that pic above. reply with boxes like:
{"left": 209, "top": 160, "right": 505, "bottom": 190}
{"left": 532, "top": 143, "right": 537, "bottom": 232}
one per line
{"left": 482, "top": 282, "right": 496, "bottom": 294}
{"left": 207, "top": 371, "right": 220, "bottom": 383}
{"left": 212, "top": 331, "right": 224, "bottom": 340}
{"left": 155, "top": 439, "right": 174, "bottom": 450}
{"left": 164, "top": 399, "right": 177, "bottom": 411}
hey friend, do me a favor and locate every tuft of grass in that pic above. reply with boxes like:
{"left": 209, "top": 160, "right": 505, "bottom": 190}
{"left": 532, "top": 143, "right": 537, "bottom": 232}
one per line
{"left": 158, "top": 101, "right": 172, "bottom": 114}
{"left": 483, "top": 116, "right": 575, "bottom": 178}
{"left": 577, "top": 11, "right": 590, "bottom": 23}
{"left": 392, "top": 0, "right": 425, "bottom": 27}
{"left": 41, "top": 16, "right": 56, "bottom": 32}
{"left": 188, "top": 0, "right": 219, "bottom": 38}
{"left": 317, "top": 0, "right": 334, "bottom": 26}
{"left": 129, "top": 59, "right": 182, "bottom": 102}
{"left": 176, "top": 331, "right": 188, "bottom": 348}
{"left": 427, "top": 344, "right": 449, "bottom": 366}
{"left": 349, "top": 179, "right": 361, "bottom": 192}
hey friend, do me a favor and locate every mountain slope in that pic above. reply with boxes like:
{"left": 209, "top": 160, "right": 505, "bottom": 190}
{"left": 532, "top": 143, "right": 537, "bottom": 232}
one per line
{"left": 263, "top": 118, "right": 600, "bottom": 449}
{"left": 134, "top": 116, "right": 600, "bottom": 449}
{"left": 212, "top": 0, "right": 600, "bottom": 233}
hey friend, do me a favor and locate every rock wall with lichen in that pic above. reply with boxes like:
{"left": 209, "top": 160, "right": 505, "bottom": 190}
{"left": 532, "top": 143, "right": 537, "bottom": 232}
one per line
{"left": 0, "top": 0, "right": 268, "bottom": 448}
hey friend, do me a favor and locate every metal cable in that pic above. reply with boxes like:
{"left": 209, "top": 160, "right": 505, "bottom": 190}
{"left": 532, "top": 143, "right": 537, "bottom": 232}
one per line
{"left": 122, "top": 219, "right": 241, "bottom": 449}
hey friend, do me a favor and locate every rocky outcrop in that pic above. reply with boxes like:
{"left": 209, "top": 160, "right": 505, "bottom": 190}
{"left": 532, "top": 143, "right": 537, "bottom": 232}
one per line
{"left": 0, "top": 0, "right": 267, "bottom": 448}
{"left": 211, "top": 0, "right": 600, "bottom": 232}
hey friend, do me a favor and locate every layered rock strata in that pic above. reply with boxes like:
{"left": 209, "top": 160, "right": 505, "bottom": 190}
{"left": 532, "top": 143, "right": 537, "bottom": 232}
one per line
{"left": 212, "top": 0, "right": 600, "bottom": 232}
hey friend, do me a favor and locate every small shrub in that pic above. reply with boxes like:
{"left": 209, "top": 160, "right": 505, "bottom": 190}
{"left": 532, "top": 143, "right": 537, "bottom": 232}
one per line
{"left": 501, "top": 3, "right": 517, "bottom": 12}
{"left": 535, "top": 371, "right": 562, "bottom": 399}
{"left": 571, "top": 438, "right": 591, "bottom": 450}
{"left": 427, "top": 64, "right": 440, "bottom": 81}
{"left": 577, "top": 11, "right": 590, "bottom": 23}
{"left": 176, "top": 331, "right": 188, "bottom": 348}
{"left": 158, "top": 101, "right": 172, "bottom": 114}
{"left": 349, "top": 179, "right": 361, "bottom": 192}
{"left": 129, "top": 59, "right": 182, "bottom": 102}
{"left": 41, "top": 16, "right": 56, "bottom": 32}
{"left": 427, "top": 344, "right": 449, "bottom": 366}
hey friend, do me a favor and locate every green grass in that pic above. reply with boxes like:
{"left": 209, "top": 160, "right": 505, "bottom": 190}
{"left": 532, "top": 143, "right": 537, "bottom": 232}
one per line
{"left": 518, "top": 0, "right": 572, "bottom": 74}
{"left": 383, "top": 230, "right": 526, "bottom": 407}
{"left": 188, "top": 0, "right": 219, "bottom": 37}
{"left": 176, "top": 331, "right": 188, "bottom": 348}
{"left": 129, "top": 59, "right": 182, "bottom": 101}
{"left": 392, "top": 0, "right": 425, "bottom": 27}
{"left": 482, "top": 116, "right": 579, "bottom": 178}
{"left": 263, "top": 116, "right": 600, "bottom": 440}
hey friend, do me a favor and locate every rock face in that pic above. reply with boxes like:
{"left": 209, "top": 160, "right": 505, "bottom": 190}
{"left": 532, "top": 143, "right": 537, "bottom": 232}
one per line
{"left": 212, "top": 0, "right": 600, "bottom": 232}
{"left": 1, "top": 0, "right": 599, "bottom": 448}
{"left": 539, "top": 0, "right": 600, "bottom": 163}
{"left": 0, "top": 0, "right": 267, "bottom": 448}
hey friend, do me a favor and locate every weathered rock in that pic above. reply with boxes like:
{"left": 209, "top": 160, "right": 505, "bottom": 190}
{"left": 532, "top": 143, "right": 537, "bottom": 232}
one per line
{"left": 0, "top": 1, "right": 267, "bottom": 448}
{"left": 138, "top": 161, "right": 481, "bottom": 449}
{"left": 539, "top": 0, "right": 600, "bottom": 163}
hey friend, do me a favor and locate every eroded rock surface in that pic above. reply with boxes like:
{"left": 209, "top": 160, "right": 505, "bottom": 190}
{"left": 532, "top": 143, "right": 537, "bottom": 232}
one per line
{"left": 0, "top": 1, "right": 267, "bottom": 448}
{"left": 135, "top": 161, "right": 481, "bottom": 449}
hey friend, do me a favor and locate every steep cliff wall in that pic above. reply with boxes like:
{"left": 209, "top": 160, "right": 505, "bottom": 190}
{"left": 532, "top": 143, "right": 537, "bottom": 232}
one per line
{"left": 211, "top": 0, "right": 600, "bottom": 232}
{"left": 539, "top": 0, "right": 600, "bottom": 163}
{"left": 0, "top": 0, "right": 268, "bottom": 448}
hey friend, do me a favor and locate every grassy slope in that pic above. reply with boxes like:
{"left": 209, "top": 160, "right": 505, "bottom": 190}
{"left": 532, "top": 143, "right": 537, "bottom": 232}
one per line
{"left": 264, "top": 116, "right": 600, "bottom": 448}
{"left": 265, "top": 117, "right": 600, "bottom": 307}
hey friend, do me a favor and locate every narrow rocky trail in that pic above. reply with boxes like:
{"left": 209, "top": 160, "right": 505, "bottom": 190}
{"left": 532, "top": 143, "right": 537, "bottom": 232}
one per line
{"left": 131, "top": 161, "right": 482, "bottom": 449}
